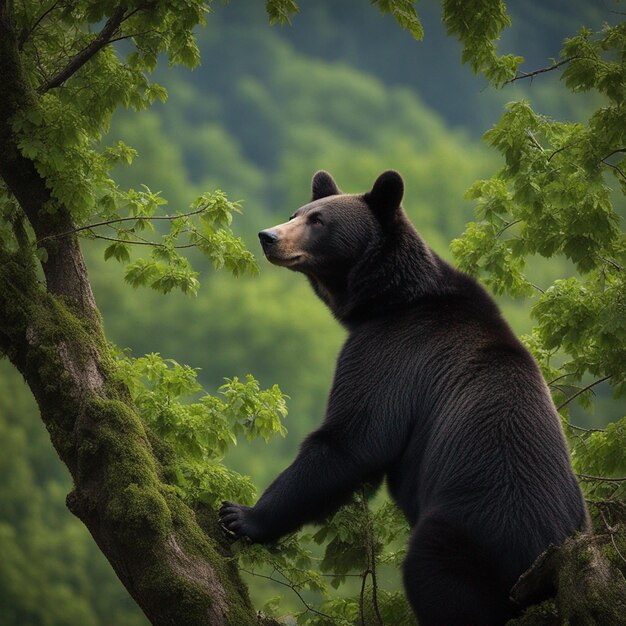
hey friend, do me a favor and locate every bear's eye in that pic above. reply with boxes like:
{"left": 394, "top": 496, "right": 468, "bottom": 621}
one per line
{"left": 309, "top": 214, "right": 324, "bottom": 226}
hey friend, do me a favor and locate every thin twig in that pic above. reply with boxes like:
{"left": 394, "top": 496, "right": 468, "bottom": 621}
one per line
{"left": 602, "top": 148, "right": 626, "bottom": 160}
{"left": 599, "top": 256, "right": 625, "bottom": 272}
{"left": 360, "top": 488, "right": 384, "bottom": 626}
{"left": 556, "top": 375, "right": 611, "bottom": 411}
{"left": 36, "top": 206, "right": 207, "bottom": 244}
{"left": 89, "top": 233, "right": 195, "bottom": 249}
{"left": 108, "top": 28, "right": 163, "bottom": 44}
{"left": 359, "top": 570, "right": 368, "bottom": 626}
{"left": 369, "top": 554, "right": 383, "bottom": 626}
{"left": 565, "top": 421, "right": 604, "bottom": 434}
{"left": 547, "top": 372, "right": 578, "bottom": 386}
{"left": 547, "top": 141, "right": 583, "bottom": 163}
{"left": 240, "top": 568, "right": 343, "bottom": 624}
{"left": 601, "top": 159, "right": 626, "bottom": 181}
{"left": 120, "top": 4, "right": 154, "bottom": 23}
{"left": 577, "top": 474, "right": 626, "bottom": 483}
{"left": 505, "top": 57, "right": 577, "bottom": 85}
{"left": 496, "top": 219, "right": 521, "bottom": 238}
{"left": 610, "top": 531, "right": 626, "bottom": 565}
{"left": 19, "top": 0, "right": 60, "bottom": 49}
{"left": 527, "top": 131, "right": 545, "bottom": 152}
{"left": 108, "top": 31, "right": 153, "bottom": 44}
{"left": 597, "top": 507, "right": 626, "bottom": 566}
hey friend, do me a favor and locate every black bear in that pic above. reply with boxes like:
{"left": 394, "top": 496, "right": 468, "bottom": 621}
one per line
{"left": 220, "top": 171, "right": 589, "bottom": 625}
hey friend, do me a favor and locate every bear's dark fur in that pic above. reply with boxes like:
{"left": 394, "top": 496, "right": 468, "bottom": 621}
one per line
{"left": 220, "top": 171, "right": 589, "bottom": 626}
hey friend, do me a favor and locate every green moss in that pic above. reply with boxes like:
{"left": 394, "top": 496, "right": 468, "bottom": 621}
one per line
{"left": 506, "top": 600, "right": 558, "bottom": 626}
{"left": 107, "top": 484, "right": 172, "bottom": 541}
{"left": 165, "top": 493, "right": 255, "bottom": 625}
{"left": 0, "top": 251, "right": 258, "bottom": 624}
{"left": 576, "top": 545, "right": 593, "bottom": 566}
{"left": 602, "top": 533, "right": 626, "bottom": 576}
{"left": 79, "top": 400, "right": 256, "bottom": 625}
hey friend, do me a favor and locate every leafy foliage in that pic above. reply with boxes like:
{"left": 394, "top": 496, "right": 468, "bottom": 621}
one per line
{"left": 3, "top": 0, "right": 257, "bottom": 296}
{"left": 266, "top": 0, "right": 300, "bottom": 25}
{"left": 451, "top": 18, "right": 626, "bottom": 509}
{"left": 239, "top": 490, "right": 412, "bottom": 626}
{"left": 115, "top": 352, "right": 287, "bottom": 507}
{"left": 113, "top": 189, "right": 258, "bottom": 295}
{"left": 442, "top": 0, "right": 522, "bottom": 85}
{"left": 371, "top": 0, "right": 423, "bottom": 41}
{"left": 7, "top": 1, "right": 204, "bottom": 220}
{"left": 266, "top": 0, "right": 424, "bottom": 39}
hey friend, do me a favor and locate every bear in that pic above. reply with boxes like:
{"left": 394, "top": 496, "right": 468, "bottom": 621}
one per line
{"left": 219, "top": 170, "right": 589, "bottom": 626}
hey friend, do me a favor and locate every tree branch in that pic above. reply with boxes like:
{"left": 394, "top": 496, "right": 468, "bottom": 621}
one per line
{"left": 496, "top": 219, "right": 521, "bottom": 238}
{"left": 505, "top": 57, "right": 576, "bottom": 85}
{"left": 601, "top": 158, "right": 626, "bottom": 181}
{"left": 547, "top": 372, "right": 577, "bottom": 386}
{"left": 241, "top": 567, "right": 343, "bottom": 624}
{"left": 509, "top": 533, "right": 626, "bottom": 624}
{"left": 361, "top": 492, "right": 384, "bottom": 626}
{"left": 1, "top": 6, "right": 262, "bottom": 622}
{"left": 89, "top": 232, "right": 196, "bottom": 249}
{"left": 577, "top": 474, "right": 626, "bottom": 483}
{"left": 556, "top": 375, "right": 611, "bottom": 411}
{"left": 18, "top": 0, "right": 60, "bottom": 49}
{"left": 359, "top": 569, "right": 369, "bottom": 626}
{"left": 35, "top": 206, "right": 208, "bottom": 244}
{"left": 38, "top": 7, "right": 126, "bottom": 93}
{"left": 565, "top": 421, "right": 603, "bottom": 434}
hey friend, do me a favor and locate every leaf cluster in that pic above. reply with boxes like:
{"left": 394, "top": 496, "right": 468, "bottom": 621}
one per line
{"left": 114, "top": 352, "right": 288, "bottom": 507}
{"left": 2, "top": 1, "right": 259, "bottom": 295}
{"left": 103, "top": 189, "right": 259, "bottom": 295}
{"left": 239, "top": 491, "right": 412, "bottom": 625}
{"left": 450, "top": 18, "right": 626, "bottom": 506}
{"left": 8, "top": 1, "right": 206, "bottom": 221}
{"left": 442, "top": 0, "right": 523, "bottom": 86}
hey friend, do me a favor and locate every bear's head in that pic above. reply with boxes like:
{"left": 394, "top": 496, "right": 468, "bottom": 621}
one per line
{"left": 259, "top": 171, "right": 440, "bottom": 323}
{"left": 259, "top": 170, "right": 404, "bottom": 271}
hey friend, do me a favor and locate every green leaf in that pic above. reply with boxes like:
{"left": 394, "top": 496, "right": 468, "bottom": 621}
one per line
{"left": 372, "top": 0, "right": 424, "bottom": 40}
{"left": 104, "top": 241, "right": 131, "bottom": 263}
{"left": 265, "top": 0, "right": 299, "bottom": 25}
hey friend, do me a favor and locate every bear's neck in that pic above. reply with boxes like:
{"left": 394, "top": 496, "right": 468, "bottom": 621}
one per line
{"left": 309, "top": 219, "right": 451, "bottom": 328}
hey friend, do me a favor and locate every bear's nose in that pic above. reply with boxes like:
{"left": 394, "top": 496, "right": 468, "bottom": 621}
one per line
{"left": 259, "top": 230, "right": 279, "bottom": 247}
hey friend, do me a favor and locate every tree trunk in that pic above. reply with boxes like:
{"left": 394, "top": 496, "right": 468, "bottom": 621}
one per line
{"left": 508, "top": 531, "right": 626, "bottom": 625}
{"left": 0, "top": 5, "right": 274, "bottom": 625}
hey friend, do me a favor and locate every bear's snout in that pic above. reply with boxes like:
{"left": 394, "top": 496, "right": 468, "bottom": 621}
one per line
{"left": 258, "top": 230, "right": 279, "bottom": 249}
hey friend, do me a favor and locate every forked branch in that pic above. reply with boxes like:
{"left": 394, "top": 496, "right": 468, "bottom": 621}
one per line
{"left": 38, "top": 7, "right": 126, "bottom": 92}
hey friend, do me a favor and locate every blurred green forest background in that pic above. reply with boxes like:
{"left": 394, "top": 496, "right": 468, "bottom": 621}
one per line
{"left": 1, "top": 0, "right": 621, "bottom": 623}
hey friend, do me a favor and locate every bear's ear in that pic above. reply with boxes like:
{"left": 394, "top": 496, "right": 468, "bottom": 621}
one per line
{"left": 311, "top": 170, "right": 341, "bottom": 201}
{"left": 364, "top": 170, "right": 404, "bottom": 221}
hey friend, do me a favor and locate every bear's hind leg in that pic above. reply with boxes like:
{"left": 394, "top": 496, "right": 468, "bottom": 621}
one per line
{"left": 403, "top": 515, "right": 513, "bottom": 626}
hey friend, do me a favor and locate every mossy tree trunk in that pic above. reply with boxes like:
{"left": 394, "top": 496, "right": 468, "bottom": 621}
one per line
{"left": 508, "top": 530, "right": 626, "bottom": 625}
{"left": 0, "top": 5, "right": 273, "bottom": 625}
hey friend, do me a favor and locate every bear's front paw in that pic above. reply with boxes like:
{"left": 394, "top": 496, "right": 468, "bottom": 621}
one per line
{"left": 219, "top": 501, "right": 265, "bottom": 542}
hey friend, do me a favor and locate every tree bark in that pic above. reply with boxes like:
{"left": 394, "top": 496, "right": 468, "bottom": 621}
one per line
{"left": 0, "top": 5, "right": 272, "bottom": 625}
{"left": 508, "top": 531, "right": 626, "bottom": 625}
